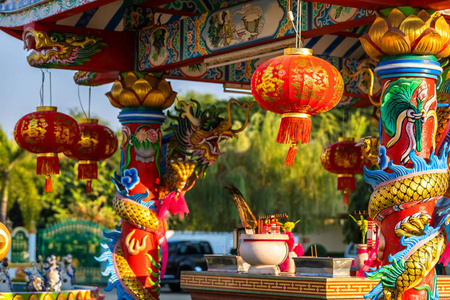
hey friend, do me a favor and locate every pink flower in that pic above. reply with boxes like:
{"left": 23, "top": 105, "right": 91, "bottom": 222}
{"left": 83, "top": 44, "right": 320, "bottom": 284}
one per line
{"left": 148, "top": 129, "right": 159, "bottom": 143}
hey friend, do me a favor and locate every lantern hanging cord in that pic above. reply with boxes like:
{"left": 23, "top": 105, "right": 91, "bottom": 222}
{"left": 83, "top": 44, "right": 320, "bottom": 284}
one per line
{"left": 49, "top": 71, "right": 52, "bottom": 106}
{"left": 287, "top": 0, "right": 302, "bottom": 48}
{"left": 78, "top": 85, "right": 89, "bottom": 119}
{"left": 88, "top": 86, "right": 91, "bottom": 119}
{"left": 39, "top": 69, "right": 46, "bottom": 107}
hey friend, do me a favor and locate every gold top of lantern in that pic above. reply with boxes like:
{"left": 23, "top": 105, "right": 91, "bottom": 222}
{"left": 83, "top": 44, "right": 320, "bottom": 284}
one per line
{"left": 284, "top": 48, "right": 313, "bottom": 56}
{"left": 36, "top": 106, "right": 57, "bottom": 112}
{"left": 80, "top": 118, "right": 99, "bottom": 124}
{"left": 338, "top": 137, "right": 355, "bottom": 142}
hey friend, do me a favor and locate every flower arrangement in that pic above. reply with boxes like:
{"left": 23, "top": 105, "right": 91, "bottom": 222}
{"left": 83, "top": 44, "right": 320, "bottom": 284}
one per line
{"left": 349, "top": 214, "right": 368, "bottom": 244}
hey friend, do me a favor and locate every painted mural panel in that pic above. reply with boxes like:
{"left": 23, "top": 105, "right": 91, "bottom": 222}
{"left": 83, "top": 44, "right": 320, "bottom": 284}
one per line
{"left": 200, "top": 1, "right": 284, "bottom": 52}
{"left": 138, "top": 0, "right": 371, "bottom": 71}
{"left": 313, "top": 3, "right": 372, "bottom": 28}
{"left": 138, "top": 22, "right": 180, "bottom": 69}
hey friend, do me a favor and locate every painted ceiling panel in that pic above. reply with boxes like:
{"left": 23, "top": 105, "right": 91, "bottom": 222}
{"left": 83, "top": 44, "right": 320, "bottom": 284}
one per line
{"left": 55, "top": 1, "right": 124, "bottom": 31}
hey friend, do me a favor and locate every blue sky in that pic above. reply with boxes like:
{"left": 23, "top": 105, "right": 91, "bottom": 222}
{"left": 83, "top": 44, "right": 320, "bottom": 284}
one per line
{"left": 0, "top": 30, "right": 243, "bottom": 138}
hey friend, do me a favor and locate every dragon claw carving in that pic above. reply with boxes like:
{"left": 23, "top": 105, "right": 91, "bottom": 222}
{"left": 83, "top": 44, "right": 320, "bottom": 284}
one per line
{"left": 125, "top": 230, "right": 148, "bottom": 256}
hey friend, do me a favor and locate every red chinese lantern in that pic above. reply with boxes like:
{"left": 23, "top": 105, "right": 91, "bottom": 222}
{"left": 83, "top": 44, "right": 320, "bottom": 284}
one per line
{"left": 320, "top": 137, "right": 371, "bottom": 205}
{"left": 64, "top": 119, "right": 118, "bottom": 193}
{"left": 14, "top": 106, "right": 80, "bottom": 192}
{"left": 251, "top": 48, "right": 344, "bottom": 166}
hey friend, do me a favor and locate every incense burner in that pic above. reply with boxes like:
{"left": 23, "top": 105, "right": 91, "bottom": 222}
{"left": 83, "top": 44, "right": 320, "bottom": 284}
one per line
{"left": 239, "top": 234, "right": 289, "bottom": 275}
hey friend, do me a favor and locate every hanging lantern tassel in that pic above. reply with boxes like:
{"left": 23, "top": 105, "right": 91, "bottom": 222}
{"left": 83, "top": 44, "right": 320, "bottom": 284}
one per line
{"left": 277, "top": 113, "right": 311, "bottom": 145}
{"left": 37, "top": 153, "right": 60, "bottom": 175}
{"left": 338, "top": 174, "right": 356, "bottom": 205}
{"left": 78, "top": 161, "right": 98, "bottom": 193}
{"left": 37, "top": 153, "right": 59, "bottom": 193}
{"left": 284, "top": 143, "right": 298, "bottom": 166}
{"left": 86, "top": 180, "right": 93, "bottom": 194}
{"left": 45, "top": 175, "right": 53, "bottom": 193}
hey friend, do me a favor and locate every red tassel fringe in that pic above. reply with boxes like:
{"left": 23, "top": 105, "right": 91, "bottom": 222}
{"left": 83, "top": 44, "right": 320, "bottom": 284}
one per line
{"left": 284, "top": 145, "right": 298, "bottom": 167}
{"left": 338, "top": 175, "right": 355, "bottom": 191}
{"left": 343, "top": 190, "right": 349, "bottom": 205}
{"left": 78, "top": 162, "right": 98, "bottom": 180}
{"left": 37, "top": 155, "right": 59, "bottom": 175}
{"left": 86, "top": 180, "right": 92, "bottom": 194}
{"left": 45, "top": 175, "right": 52, "bottom": 193}
{"left": 277, "top": 116, "right": 311, "bottom": 145}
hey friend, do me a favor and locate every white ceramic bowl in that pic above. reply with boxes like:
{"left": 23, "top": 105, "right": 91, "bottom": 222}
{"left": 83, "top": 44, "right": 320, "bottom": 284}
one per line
{"left": 239, "top": 234, "right": 289, "bottom": 267}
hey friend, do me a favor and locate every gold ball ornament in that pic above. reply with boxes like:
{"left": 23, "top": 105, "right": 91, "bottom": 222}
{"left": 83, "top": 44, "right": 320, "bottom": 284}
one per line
{"left": 0, "top": 223, "right": 11, "bottom": 261}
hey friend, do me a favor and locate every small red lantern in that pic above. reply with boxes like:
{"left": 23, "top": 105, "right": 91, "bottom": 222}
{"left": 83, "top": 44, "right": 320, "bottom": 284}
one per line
{"left": 251, "top": 48, "right": 344, "bottom": 166}
{"left": 64, "top": 119, "right": 118, "bottom": 193}
{"left": 320, "top": 137, "right": 371, "bottom": 205}
{"left": 14, "top": 106, "right": 80, "bottom": 192}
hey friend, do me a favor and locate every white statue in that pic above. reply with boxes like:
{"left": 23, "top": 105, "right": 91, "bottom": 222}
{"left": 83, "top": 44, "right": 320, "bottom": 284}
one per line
{"left": 43, "top": 255, "right": 61, "bottom": 292}
{"left": 25, "top": 262, "right": 45, "bottom": 292}
{"left": 59, "top": 254, "right": 75, "bottom": 290}
{"left": 0, "top": 259, "right": 13, "bottom": 292}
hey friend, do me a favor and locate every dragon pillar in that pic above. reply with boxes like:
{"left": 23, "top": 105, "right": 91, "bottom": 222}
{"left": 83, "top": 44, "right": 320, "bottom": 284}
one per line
{"left": 359, "top": 7, "right": 450, "bottom": 300}
{"left": 96, "top": 72, "right": 255, "bottom": 299}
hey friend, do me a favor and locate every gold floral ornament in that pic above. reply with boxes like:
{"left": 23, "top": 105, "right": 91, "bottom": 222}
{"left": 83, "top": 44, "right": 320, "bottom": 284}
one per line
{"left": 106, "top": 72, "right": 177, "bottom": 109}
{"left": 360, "top": 7, "right": 450, "bottom": 61}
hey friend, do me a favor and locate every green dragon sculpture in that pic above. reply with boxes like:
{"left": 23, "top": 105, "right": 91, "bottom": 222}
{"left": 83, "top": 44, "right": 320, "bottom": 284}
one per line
{"left": 23, "top": 28, "right": 106, "bottom": 68}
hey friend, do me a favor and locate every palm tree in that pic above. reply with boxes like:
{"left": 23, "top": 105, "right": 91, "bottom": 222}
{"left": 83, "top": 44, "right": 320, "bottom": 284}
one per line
{"left": 0, "top": 126, "right": 26, "bottom": 224}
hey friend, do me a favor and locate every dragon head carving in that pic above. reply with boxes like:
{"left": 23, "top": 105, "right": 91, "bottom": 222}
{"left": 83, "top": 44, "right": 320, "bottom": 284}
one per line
{"left": 166, "top": 99, "right": 256, "bottom": 172}
{"left": 23, "top": 28, "right": 106, "bottom": 67}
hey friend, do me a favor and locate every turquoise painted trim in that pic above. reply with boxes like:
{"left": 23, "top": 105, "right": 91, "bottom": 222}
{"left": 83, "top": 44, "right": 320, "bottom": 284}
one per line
{"left": 379, "top": 54, "right": 438, "bottom": 62}
{"left": 378, "top": 73, "right": 439, "bottom": 80}
{"left": 376, "top": 69, "right": 441, "bottom": 77}
{"left": 0, "top": 0, "right": 98, "bottom": 27}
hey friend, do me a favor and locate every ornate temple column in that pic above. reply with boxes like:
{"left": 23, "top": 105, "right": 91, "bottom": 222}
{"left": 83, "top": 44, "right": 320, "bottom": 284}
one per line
{"left": 99, "top": 72, "right": 177, "bottom": 300}
{"left": 97, "top": 72, "right": 255, "bottom": 300}
{"left": 359, "top": 8, "right": 450, "bottom": 300}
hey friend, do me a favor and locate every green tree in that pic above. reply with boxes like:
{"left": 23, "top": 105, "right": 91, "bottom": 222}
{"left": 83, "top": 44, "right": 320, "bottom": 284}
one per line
{"left": 168, "top": 94, "right": 376, "bottom": 235}
{"left": 0, "top": 126, "right": 42, "bottom": 229}
{"left": 35, "top": 109, "right": 121, "bottom": 230}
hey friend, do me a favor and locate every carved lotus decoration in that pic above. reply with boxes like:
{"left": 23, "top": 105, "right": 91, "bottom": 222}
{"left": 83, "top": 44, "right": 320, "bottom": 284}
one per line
{"left": 359, "top": 8, "right": 450, "bottom": 61}
{"left": 106, "top": 72, "right": 177, "bottom": 109}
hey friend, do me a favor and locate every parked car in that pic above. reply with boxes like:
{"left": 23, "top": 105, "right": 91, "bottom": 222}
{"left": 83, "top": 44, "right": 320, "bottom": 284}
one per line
{"left": 162, "top": 240, "right": 213, "bottom": 292}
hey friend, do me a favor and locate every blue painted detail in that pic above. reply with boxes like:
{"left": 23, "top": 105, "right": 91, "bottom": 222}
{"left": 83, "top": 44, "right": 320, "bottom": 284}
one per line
{"left": 121, "top": 168, "right": 140, "bottom": 192}
{"left": 378, "top": 73, "right": 439, "bottom": 80}
{"left": 343, "top": 41, "right": 362, "bottom": 59}
{"left": 105, "top": 4, "right": 124, "bottom": 31}
{"left": 160, "top": 134, "right": 173, "bottom": 176}
{"left": 118, "top": 117, "right": 165, "bottom": 125}
{"left": 376, "top": 68, "right": 442, "bottom": 76}
{"left": 96, "top": 228, "right": 136, "bottom": 300}
{"left": 377, "top": 58, "right": 440, "bottom": 67}
{"left": 437, "top": 103, "right": 450, "bottom": 107}
{"left": 75, "top": 8, "right": 99, "bottom": 28}
{"left": 304, "top": 36, "right": 321, "bottom": 49}
{"left": 180, "top": 14, "right": 185, "bottom": 61}
{"left": 322, "top": 36, "right": 346, "bottom": 56}
{"left": 364, "top": 145, "right": 449, "bottom": 190}
{"left": 0, "top": 0, "right": 46, "bottom": 13}
{"left": 118, "top": 109, "right": 165, "bottom": 125}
